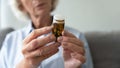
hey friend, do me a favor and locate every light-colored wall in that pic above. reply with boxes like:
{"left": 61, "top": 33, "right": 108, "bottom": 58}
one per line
{"left": 1, "top": 0, "right": 120, "bottom": 32}
{"left": 54, "top": 0, "right": 120, "bottom": 32}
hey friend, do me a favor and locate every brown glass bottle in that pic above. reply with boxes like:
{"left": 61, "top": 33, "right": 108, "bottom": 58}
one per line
{"left": 52, "top": 15, "right": 65, "bottom": 41}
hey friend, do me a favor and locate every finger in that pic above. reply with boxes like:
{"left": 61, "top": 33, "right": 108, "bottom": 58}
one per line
{"left": 40, "top": 47, "right": 59, "bottom": 59}
{"left": 35, "top": 48, "right": 59, "bottom": 63}
{"left": 22, "top": 34, "right": 56, "bottom": 53}
{"left": 26, "top": 49, "right": 59, "bottom": 67}
{"left": 25, "top": 42, "right": 60, "bottom": 58}
{"left": 23, "top": 26, "right": 52, "bottom": 45}
{"left": 62, "top": 30, "right": 76, "bottom": 38}
{"left": 71, "top": 52, "right": 86, "bottom": 64}
{"left": 62, "top": 42, "right": 85, "bottom": 55}
{"left": 58, "top": 36, "right": 84, "bottom": 47}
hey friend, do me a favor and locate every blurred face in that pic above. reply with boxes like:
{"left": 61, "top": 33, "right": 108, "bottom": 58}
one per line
{"left": 20, "top": 0, "right": 52, "bottom": 17}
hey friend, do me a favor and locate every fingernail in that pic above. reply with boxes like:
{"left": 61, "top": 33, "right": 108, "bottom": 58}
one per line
{"left": 62, "top": 30, "right": 65, "bottom": 35}
{"left": 58, "top": 36, "right": 63, "bottom": 42}
{"left": 50, "top": 34, "right": 55, "bottom": 40}
{"left": 51, "top": 25, "right": 54, "bottom": 28}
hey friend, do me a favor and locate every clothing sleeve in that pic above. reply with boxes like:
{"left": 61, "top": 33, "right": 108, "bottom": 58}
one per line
{"left": 79, "top": 33, "right": 94, "bottom": 68}
{"left": 0, "top": 36, "right": 9, "bottom": 68}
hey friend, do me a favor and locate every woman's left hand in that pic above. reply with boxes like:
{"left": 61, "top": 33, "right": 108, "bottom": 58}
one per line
{"left": 57, "top": 30, "right": 86, "bottom": 68}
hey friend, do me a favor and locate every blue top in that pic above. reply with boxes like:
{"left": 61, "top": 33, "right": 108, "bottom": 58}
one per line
{"left": 0, "top": 22, "right": 93, "bottom": 68}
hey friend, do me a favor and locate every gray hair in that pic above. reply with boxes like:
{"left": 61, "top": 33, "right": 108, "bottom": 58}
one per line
{"left": 9, "top": 0, "right": 58, "bottom": 22}
{"left": 9, "top": 0, "right": 30, "bottom": 22}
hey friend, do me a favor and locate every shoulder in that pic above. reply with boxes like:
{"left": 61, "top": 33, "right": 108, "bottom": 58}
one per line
{"left": 0, "top": 28, "right": 25, "bottom": 66}
{"left": 3, "top": 28, "right": 25, "bottom": 49}
{"left": 2, "top": 29, "right": 23, "bottom": 55}
{"left": 5, "top": 28, "right": 25, "bottom": 41}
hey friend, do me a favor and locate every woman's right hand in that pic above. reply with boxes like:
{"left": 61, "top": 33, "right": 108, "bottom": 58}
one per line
{"left": 16, "top": 26, "right": 60, "bottom": 68}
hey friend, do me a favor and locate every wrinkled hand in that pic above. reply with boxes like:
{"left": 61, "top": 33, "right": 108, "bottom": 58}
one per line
{"left": 58, "top": 30, "right": 86, "bottom": 68}
{"left": 16, "top": 26, "right": 60, "bottom": 68}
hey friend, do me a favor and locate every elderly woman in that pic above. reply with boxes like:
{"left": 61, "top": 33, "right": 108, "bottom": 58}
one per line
{"left": 0, "top": 0, "right": 93, "bottom": 68}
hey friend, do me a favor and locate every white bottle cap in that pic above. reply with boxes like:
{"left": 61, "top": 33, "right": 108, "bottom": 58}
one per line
{"left": 53, "top": 14, "right": 65, "bottom": 23}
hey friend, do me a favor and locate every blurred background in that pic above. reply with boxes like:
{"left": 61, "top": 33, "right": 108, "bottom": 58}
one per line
{"left": 0, "top": 0, "right": 120, "bottom": 32}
